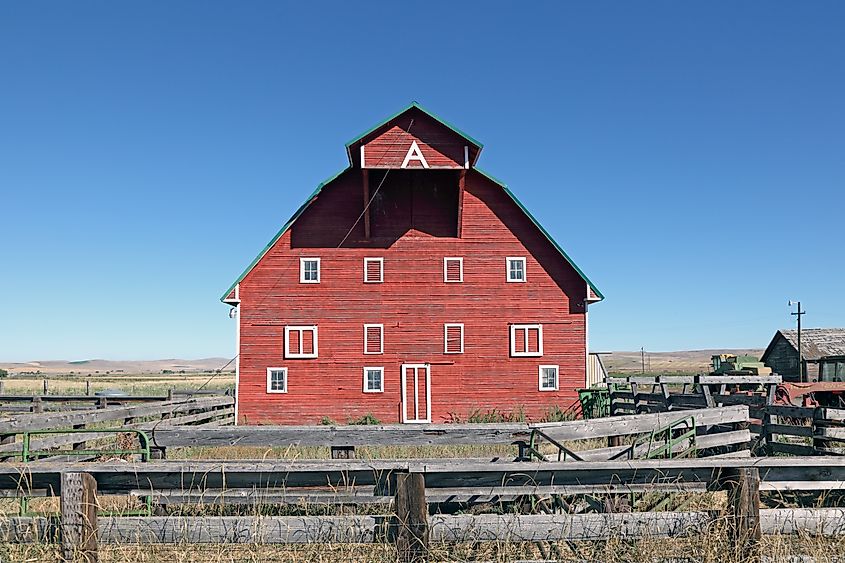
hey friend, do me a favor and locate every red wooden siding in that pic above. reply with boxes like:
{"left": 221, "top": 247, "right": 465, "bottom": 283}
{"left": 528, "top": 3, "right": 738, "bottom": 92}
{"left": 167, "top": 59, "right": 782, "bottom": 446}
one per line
{"left": 362, "top": 120, "right": 466, "bottom": 169}
{"left": 237, "top": 169, "right": 588, "bottom": 425}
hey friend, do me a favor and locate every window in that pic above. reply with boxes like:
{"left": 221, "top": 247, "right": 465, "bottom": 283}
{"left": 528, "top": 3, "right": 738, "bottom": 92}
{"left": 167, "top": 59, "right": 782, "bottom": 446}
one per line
{"left": 300, "top": 258, "right": 320, "bottom": 283}
{"left": 539, "top": 365, "right": 559, "bottom": 391}
{"left": 506, "top": 257, "right": 526, "bottom": 282}
{"left": 284, "top": 326, "right": 318, "bottom": 358}
{"left": 364, "top": 324, "right": 384, "bottom": 354}
{"left": 363, "top": 367, "right": 384, "bottom": 393}
{"left": 510, "top": 324, "right": 543, "bottom": 357}
{"left": 444, "top": 257, "right": 463, "bottom": 283}
{"left": 444, "top": 323, "right": 464, "bottom": 354}
{"left": 266, "top": 368, "right": 287, "bottom": 393}
{"left": 363, "top": 257, "right": 384, "bottom": 283}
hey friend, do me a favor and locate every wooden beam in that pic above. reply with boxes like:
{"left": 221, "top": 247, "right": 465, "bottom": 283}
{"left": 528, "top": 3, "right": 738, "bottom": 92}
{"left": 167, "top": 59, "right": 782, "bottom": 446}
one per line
{"left": 61, "top": 472, "right": 98, "bottom": 562}
{"left": 362, "top": 169, "right": 370, "bottom": 239}
{"left": 532, "top": 405, "right": 749, "bottom": 443}
{"left": 142, "top": 423, "right": 530, "bottom": 448}
{"left": 456, "top": 170, "right": 465, "bottom": 238}
{"left": 0, "top": 397, "right": 234, "bottom": 434}
{"left": 4, "top": 508, "right": 845, "bottom": 545}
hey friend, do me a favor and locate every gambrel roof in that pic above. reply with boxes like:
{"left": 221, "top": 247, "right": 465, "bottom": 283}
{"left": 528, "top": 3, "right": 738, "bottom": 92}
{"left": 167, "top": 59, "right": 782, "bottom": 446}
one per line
{"left": 221, "top": 103, "right": 603, "bottom": 303}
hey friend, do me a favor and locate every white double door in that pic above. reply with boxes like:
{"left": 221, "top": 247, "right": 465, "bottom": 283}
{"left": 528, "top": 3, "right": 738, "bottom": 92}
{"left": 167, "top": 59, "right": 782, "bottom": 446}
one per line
{"left": 400, "top": 363, "right": 430, "bottom": 423}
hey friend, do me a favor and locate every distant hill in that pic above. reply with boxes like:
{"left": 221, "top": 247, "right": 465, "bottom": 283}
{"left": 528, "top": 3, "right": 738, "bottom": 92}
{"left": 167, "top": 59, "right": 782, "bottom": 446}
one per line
{"left": 0, "top": 358, "right": 232, "bottom": 375}
{"left": 603, "top": 349, "right": 765, "bottom": 375}
{"left": 1, "top": 349, "right": 767, "bottom": 377}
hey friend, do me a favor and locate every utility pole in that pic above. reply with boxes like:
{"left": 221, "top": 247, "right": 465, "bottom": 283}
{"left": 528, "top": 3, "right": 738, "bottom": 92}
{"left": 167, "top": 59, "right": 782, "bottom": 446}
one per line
{"left": 641, "top": 347, "right": 645, "bottom": 374}
{"left": 789, "top": 300, "right": 806, "bottom": 382}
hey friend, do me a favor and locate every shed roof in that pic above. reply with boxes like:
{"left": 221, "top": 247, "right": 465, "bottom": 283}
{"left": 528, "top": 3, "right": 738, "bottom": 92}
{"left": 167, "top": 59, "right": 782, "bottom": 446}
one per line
{"left": 221, "top": 104, "right": 604, "bottom": 303}
{"left": 762, "top": 328, "right": 845, "bottom": 361}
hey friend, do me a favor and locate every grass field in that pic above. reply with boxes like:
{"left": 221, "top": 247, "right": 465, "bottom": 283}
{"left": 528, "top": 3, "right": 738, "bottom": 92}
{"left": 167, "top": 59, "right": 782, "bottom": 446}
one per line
{"left": 1, "top": 373, "right": 234, "bottom": 396}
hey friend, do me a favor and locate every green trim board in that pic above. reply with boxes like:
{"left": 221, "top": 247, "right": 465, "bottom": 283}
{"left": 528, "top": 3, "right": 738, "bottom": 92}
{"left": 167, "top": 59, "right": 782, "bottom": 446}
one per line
{"left": 221, "top": 104, "right": 602, "bottom": 302}
{"left": 219, "top": 169, "right": 345, "bottom": 302}
{"left": 475, "top": 167, "right": 604, "bottom": 301}
{"left": 344, "top": 101, "right": 484, "bottom": 164}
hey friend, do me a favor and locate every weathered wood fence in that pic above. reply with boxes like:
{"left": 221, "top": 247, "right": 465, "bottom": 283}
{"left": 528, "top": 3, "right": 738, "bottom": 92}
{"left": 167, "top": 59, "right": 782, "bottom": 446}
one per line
{"left": 0, "top": 396, "right": 234, "bottom": 460}
{"left": 4, "top": 457, "right": 845, "bottom": 560}
{"left": 607, "top": 375, "right": 845, "bottom": 457}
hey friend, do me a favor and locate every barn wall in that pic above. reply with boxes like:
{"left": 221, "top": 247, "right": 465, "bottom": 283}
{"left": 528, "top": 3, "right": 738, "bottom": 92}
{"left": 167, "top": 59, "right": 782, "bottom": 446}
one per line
{"left": 763, "top": 335, "right": 800, "bottom": 382}
{"left": 237, "top": 170, "right": 588, "bottom": 425}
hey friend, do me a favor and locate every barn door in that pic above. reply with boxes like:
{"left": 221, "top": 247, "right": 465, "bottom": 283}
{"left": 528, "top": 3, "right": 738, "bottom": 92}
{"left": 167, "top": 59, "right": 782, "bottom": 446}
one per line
{"left": 401, "top": 364, "right": 431, "bottom": 423}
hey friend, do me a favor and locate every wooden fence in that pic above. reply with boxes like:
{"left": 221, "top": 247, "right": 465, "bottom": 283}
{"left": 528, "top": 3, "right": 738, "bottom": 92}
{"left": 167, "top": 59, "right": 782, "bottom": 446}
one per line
{"left": 0, "top": 396, "right": 234, "bottom": 460}
{"left": 606, "top": 375, "right": 845, "bottom": 458}
{"left": 606, "top": 375, "right": 780, "bottom": 415}
{"left": 3, "top": 457, "right": 845, "bottom": 560}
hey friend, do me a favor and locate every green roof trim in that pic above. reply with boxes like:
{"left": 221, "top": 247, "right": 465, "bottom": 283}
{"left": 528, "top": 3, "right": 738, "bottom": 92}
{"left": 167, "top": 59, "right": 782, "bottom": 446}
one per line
{"left": 221, "top": 105, "right": 601, "bottom": 303}
{"left": 344, "top": 101, "right": 484, "bottom": 153}
{"left": 475, "top": 167, "right": 605, "bottom": 301}
{"left": 219, "top": 168, "right": 346, "bottom": 302}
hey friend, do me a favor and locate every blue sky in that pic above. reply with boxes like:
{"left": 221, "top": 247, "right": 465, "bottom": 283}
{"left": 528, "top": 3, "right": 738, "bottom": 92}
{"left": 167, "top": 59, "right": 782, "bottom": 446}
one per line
{"left": 1, "top": 2, "right": 842, "bottom": 361}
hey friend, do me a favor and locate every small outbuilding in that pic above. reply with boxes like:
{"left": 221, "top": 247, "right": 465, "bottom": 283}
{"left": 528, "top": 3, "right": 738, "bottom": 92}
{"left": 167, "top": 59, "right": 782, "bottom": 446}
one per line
{"left": 761, "top": 328, "right": 845, "bottom": 383}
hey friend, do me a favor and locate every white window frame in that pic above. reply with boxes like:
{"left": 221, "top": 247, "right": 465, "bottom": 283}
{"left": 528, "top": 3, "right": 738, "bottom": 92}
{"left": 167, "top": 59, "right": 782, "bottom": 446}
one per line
{"left": 284, "top": 325, "right": 318, "bottom": 359}
{"left": 363, "top": 257, "right": 384, "bottom": 283}
{"left": 444, "top": 323, "right": 464, "bottom": 354}
{"left": 443, "top": 257, "right": 464, "bottom": 283}
{"left": 510, "top": 324, "right": 543, "bottom": 357}
{"left": 506, "top": 256, "right": 526, "bottom": 283}
{"left": 299, "top": 257, "right": 321, "bottom": 284}
{"left": 363, "top": 366, "right": 384, "bottom": 393}
{"left": 539, "top": 365, "right": 559, "bottom": 391}
{"left": 266, "top": 367, "right": 288, "bottom": 393}
{"left": 363, "top": 323, "right": 384, "bottom": 355}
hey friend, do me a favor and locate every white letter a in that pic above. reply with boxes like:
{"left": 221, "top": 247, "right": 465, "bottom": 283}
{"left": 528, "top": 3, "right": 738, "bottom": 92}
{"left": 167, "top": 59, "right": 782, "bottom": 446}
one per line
{"left": 401, "top": 141, "right": 430, "bottom": 169}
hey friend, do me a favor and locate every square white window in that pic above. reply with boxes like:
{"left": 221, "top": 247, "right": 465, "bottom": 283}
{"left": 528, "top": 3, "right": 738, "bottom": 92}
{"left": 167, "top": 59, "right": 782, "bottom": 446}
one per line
{"left": 364, "top": 324, "right": 384, "bottom": 354}
{"left": 363, "top": 257, "right": 384, "bottom": 283}
{"left": 266, "top": 367, "right": 288, "bottom": 393}
{"left": 539, "top": 365, "right": 559, "bottom": 391}
{"left": 284, "top": 326, "right": 318, "bottom": 359}
{"left": 506, "top": 257, "right": 526, "bottom": 283}
{"left": 443, "top": 257, "right": 463, "bottom": 283}
{"left": 300, "top": 258, "right": 321, "bottom": 283}
{"left": 363, "top": 367, "right": 384, "bottom": 393}
{"left": 510, "top": 324, "right": 543, "bottom": 357}
{"left": 444, "top": 323, "right": 464, "bottom": 354}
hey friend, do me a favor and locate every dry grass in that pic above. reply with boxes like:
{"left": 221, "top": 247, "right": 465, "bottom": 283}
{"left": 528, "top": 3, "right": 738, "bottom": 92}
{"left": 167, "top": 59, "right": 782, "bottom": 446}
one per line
{"left": 2, "top": 374, "right": 233, "bottom": 396}
{"left": 4, "top": 533, "right": 845, "bottom": 562}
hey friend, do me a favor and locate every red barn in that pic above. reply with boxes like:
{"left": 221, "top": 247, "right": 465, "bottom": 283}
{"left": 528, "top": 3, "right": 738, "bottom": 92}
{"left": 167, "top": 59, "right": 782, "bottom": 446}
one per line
{"left": 222, "top": 103, "right": 603, "bottom": 425}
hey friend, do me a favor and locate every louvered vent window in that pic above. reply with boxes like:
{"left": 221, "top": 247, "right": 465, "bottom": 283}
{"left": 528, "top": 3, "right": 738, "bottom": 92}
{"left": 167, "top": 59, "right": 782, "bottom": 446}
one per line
{"left": 364, "top": 258, "right": 383, "bottom": 283}
{"left": 284, "top": 326, "right": 318, "bottom": 359}
{"left": 364, "top": 324, "right": 384, "bottom": 354}
{"left": 443, "top": 257, "right": 463, "bottom": 283}
{"left": 444, "top": 324, "right": 464, "bottom": 354}
{"left": 510, "top": 324, "right": 543, "bottom": 357}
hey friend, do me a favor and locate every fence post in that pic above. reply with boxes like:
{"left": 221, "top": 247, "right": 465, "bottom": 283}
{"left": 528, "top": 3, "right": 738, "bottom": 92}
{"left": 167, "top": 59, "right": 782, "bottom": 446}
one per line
{"left": 61, "top": 472, "right": 98, "bottom": 563}
{"left": 395, "top": 472, "right": 428, "bottom": 563}
{"left": 43, "top": 379, "right": 49, "bottom": 395}
{"left": 86, "top": 380, "right": 91, "bottom": 396}
{"left": 724, "top": 467, "right": 761, "bottom": 563}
